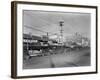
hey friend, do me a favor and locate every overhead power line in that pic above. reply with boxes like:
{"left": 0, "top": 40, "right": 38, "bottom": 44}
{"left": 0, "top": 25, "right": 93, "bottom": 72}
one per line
{"left": 24, "top": 25, "right": 59, "bottom": 36}
{"left": 24, "top": 12, "right": 53, "bottom": 27}
{"left": 24, "top": 25, "right": 46, "bottom": 33}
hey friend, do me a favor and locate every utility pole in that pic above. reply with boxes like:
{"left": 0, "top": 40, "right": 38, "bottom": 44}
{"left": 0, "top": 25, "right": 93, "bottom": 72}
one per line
{"left": 46, "top": 32, "right": 55, "bottom": 68}
{"left": 59, "top": 21, "right": 64, "bottom": 44}
{"left": 47, "top": 32, "right": 49, "bottom": 38}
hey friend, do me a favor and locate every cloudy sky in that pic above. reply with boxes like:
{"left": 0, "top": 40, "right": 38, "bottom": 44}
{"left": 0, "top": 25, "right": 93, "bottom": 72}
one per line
{"left": 23, "top": 10, "right": 91, "bottom": 41}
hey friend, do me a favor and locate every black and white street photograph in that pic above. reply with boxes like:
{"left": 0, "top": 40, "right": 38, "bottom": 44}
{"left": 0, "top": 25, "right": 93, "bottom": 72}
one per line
{"left": 11, "top": 1, "right": 97, "bottom": 78}
{"left": 23, "top": 10, "right": 91, "bottom": 69}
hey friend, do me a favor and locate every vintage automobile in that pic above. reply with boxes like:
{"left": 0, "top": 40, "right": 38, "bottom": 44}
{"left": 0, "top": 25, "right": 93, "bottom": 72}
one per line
{"left": 28, "top": 50, "right": 43, "bottom": 57}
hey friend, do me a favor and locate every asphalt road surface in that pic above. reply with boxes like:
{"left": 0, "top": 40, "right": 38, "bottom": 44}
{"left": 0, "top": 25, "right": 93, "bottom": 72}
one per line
{"left": 23, "top": 48, "right": 90, "bottom": 69}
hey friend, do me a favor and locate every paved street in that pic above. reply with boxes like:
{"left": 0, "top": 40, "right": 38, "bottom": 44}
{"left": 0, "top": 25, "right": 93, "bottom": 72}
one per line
{"left": 23, "top": 48, "right": 90, "bottom": 69}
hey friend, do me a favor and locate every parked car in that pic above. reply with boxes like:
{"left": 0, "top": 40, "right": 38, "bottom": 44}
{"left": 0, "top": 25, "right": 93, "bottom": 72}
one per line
{"left": 28, "top": 50, "right": 43, "bottom": 57}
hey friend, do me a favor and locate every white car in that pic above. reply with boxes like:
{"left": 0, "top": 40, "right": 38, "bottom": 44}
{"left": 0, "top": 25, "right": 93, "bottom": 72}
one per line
{"left": 28, "top": 50, "right": 42, "bottom": 57}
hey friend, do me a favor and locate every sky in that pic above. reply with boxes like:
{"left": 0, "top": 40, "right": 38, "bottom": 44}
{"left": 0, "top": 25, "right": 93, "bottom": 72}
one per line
{"left": 23, "top": 10, "right": 91, "bottom": 41}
